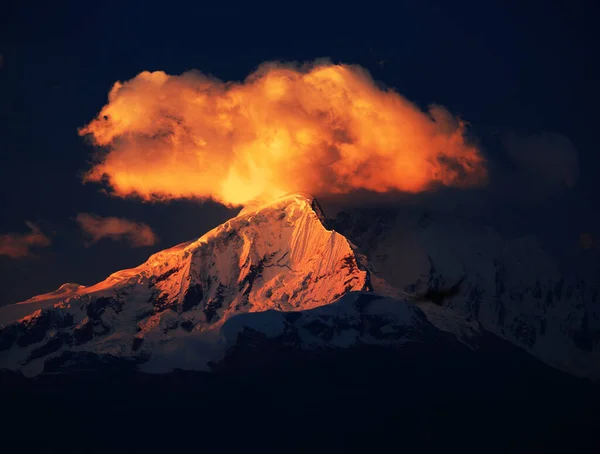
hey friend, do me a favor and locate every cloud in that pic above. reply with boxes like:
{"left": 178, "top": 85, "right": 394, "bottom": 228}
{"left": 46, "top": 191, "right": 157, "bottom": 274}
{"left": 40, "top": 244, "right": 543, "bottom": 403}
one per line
{"left": 0, "top": 222, "right": 51, "bottom": 258}
{"left": 79, "top": 60, "right": 487, "bottom": 207}
{"left": 76, "top": 213, "right": 158, "bottom": 247}
{"left": 500, "top": 131, "right": 579, "bottom": 200}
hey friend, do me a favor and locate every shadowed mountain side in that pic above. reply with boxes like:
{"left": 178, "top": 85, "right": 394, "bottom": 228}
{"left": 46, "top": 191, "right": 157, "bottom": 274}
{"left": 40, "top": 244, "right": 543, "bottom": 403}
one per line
{"left": 328, "top": 207, "right": 600, "bottom": 380}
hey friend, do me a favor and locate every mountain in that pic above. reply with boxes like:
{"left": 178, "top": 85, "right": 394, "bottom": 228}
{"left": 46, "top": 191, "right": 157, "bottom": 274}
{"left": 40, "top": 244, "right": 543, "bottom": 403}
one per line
{"left": 0, "top": 194, "right": 374, "bottom": 376}
{"left": 329, "top": 206, "right": 600, "bottom": 381}
{"left": 1, "top": 193, "right": 598, "bottom": 383}
{"left": 2, "top": 193, "right": 600, "bottom": 452}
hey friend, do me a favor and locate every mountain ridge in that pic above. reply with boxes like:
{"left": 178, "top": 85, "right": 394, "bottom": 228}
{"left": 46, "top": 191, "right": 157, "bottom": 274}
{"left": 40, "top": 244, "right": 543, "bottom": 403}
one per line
{"left": 1, "top": 193, "right": 598, "bottom": 383}
{"left": 329, "top": 206, "right": 600, "bottom": 381}
{"left": 0, "top": 193, "right": 372, "bottom": 377}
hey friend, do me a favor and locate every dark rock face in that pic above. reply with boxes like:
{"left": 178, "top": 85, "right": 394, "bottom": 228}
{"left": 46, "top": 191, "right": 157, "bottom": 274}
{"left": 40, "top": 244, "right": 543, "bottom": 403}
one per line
{"left": 73, "top": 319, "right": 95, "bottom": 344}
{"left": 180, "top": 320, "right": 195, "bottom": 332}
{"left": 73, "top": 318, "right": 110, "bottom": 345}
{"left": 310, "top": 197, "right": 327, "bottom": 223}
{"left": 238, "top": 260, "right": 265, "bottom": 306}
{"left": 87, "top": 297, "right": 123, "bottom": 320}
{"left": 204, "top": 283, "right": 225, "bottom": 323}
{"left": 12, "top": 310, "right": 74, "bottom": 348}
{"left": 26, "top": 334, "right": 70, "bottom": 362}
{"left": 150, "top": 267, "right": 181, "bottom": 287}
{"left": 151, "top": 292, "right": 171, "bottom": 313}
{"left": 16, "top": 311, "right": 57, "bottom": 347}
{"left": 182, "top": 284, "right": 204, "bottom": 312}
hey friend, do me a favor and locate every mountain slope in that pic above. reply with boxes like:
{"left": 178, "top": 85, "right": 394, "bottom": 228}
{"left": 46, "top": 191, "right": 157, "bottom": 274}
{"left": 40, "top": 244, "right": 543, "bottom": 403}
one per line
{"left": 329, "top": 207, "right": 600, "bottom": 380}
{"left": 2, "top": 193, "right": 598, "bottom": 382}
{"left": 0, "top": 194, "right": 370, "bottom": 376}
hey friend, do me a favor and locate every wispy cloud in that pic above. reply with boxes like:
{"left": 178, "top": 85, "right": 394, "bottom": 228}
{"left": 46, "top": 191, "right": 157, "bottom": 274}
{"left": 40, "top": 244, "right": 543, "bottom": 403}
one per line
{"left": 0, "top": 222, "right": 51, "bottom": 258}
{"left": 76, "top": 213, "right": 158, "bottom": 247}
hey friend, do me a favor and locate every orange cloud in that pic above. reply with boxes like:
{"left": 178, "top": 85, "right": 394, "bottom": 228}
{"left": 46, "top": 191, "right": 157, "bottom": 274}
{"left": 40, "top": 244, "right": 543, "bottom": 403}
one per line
{"left": 0, "top": 222, "right": 51, "bottom": 258}
{"left": 79, "top": 60, "right": 487, "bottom": 207}
{"left": 76, "top": 213, "right": 158, "bottom": 247}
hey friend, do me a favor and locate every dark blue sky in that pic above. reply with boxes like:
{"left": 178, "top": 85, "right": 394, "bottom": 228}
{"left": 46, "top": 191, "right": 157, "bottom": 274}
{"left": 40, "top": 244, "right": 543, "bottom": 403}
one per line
{"left": 0, "top": 0, "right": 598, "bottom": 305}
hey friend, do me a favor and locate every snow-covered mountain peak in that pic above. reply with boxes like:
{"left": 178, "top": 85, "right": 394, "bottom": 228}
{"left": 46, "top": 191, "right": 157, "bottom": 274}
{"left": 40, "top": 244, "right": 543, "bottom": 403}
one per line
{"left": 236, "top": 192, "right": 322, "bottom": 218}
{"left": 2, "top": 191, "right": 597, "bottom": 382}
{"left": 0, "top": 192, "right": 370, "bottom": 376}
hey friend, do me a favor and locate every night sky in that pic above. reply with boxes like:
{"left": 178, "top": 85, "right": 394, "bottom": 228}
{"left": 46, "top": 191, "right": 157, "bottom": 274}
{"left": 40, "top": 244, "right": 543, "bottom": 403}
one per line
{"left": 0, "top": 0, "right": 598, "bottom": 307}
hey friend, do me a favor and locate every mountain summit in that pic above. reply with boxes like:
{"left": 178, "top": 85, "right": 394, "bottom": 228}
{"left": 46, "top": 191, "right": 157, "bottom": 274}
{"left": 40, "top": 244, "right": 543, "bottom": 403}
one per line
{"left": 1, "top": 193, "right": 598, "bottom": 383}
{"left": 0, "top": 193, "right": 372, "bottom": 376}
